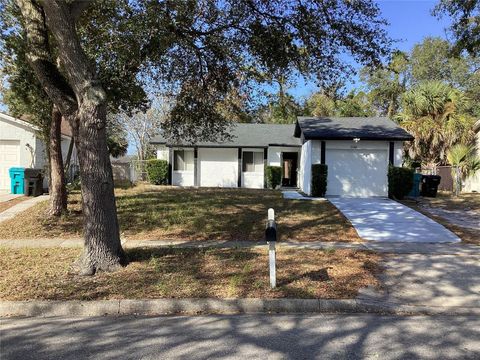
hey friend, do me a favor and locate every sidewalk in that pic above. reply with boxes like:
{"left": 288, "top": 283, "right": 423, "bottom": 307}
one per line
{"left": 0, "top": 237, "right": 477, "bottom": 254}
{"left": 0, "top": 195, "right": 49, "bottom": 224}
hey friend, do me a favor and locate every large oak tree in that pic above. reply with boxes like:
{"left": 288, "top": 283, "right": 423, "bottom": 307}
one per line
{"left": 13, "top": 0, "right": 391, "bottom": 275}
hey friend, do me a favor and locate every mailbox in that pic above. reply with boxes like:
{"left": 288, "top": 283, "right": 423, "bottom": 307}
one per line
{"left": 265, "top": 219, "right": 277, "bottom": 242}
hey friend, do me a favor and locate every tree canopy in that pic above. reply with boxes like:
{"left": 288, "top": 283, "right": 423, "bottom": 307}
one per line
{"left": 434, "top": 0, "right": 480, "bottom": 56}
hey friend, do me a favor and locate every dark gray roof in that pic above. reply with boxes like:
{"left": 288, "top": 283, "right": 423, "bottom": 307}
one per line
{"left": 295, "top": 116, "right": 414, "bottom": 141}
{"left": 151, "top": 123, "right": 301, "bottom": 147}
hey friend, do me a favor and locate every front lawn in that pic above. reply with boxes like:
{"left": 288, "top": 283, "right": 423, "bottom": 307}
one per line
{"left": 0, "top": 247, "right": 380, "bottom": 300}
{"left": 0, "top": 184, "right": 360, "bottom": 242}
{"left": 420, "top": 192, "right": 479, "bottom": 212}
{"left": 401, "top": 192, "right": 480, "bottom": 245}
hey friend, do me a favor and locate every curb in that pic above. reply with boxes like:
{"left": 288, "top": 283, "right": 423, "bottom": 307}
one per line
{"left": 1, "top": 298, "right": 479, "bottom": 317}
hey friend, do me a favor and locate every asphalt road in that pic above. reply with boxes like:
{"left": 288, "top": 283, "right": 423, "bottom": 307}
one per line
{"left": 1, "top": 314, "right": 479, "bottom": 359}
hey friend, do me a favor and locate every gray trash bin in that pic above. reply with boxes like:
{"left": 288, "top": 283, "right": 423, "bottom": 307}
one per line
{"left": 24, "top": 168, "right": 43, "bottom": 197}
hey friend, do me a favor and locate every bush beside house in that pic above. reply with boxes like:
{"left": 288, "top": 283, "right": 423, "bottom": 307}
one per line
{"left": 388, "top": 166, "right": 414, "bottom": 199}
{"left": 146, "top": 159, "right": 169, "bottom": 185}
{"left": 266, "top": 166, "right": 282, "bottom": 189}
{"left": 311, "top": 164, "right": 328, "bottom": 197}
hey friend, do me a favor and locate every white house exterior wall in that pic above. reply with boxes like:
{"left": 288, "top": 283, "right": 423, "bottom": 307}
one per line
{"left": 299, "top": 140, "right": 312, "bottom": 195}
{"left": 324, "top": 140, "right": 392, "bottom": 197}
{"left": 0, "top": 117, "right": 39, "bottom": 168}
{"left": 298, "top": 140, "right": 406, "bottom": 197}
{"left": 242, "top": 148, "right": 264, "bottom": 189}
{"left": 394, "top": 141, "right": 403, "bottom": 166}
{"left": 267, "top": 146, "right": 300, "bottom": 167}
{"left": 172, "top": 170, "right": 195, "bottom": 187}
{"left": 198, "top": 148, "right": 238, "bottom": 187}
{"left": 464, "top": 131, "right": 480, "bottom": 192}
{"left": 1, "top": 117, "right": 42, "bottom": 191}
{"left": 156, "top": 146, "right": 169, "bottom": 161}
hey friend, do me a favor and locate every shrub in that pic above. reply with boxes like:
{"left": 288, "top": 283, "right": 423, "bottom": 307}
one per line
{"left": 388, "top": 166, "right": 414, "bottom": 199}
{"left": 311, "top": 164, "right": 328, "bottom": 197}
{"left": 266, "top": 166, "right": 282, "bottom": 189}
{"left": 146, "top": 159, "right": 169, "bottom": 185}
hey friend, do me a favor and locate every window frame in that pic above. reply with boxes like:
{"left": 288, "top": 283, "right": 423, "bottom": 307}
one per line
{"left": 173, "top": 149, "right": 194, "bottom": 172}
{"left": 242, "top": 151, "right": 263, "bottom": 173}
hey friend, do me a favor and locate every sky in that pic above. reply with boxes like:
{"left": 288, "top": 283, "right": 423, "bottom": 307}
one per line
{"left": 288, "top": 0, "right": 452, "bottom": 99}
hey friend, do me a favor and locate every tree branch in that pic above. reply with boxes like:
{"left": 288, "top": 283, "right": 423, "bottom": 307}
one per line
{"left": 69, "top": 0, "right": 92, "bottom": 21}
{"left": 15, "top": 0, "right": 77, "bottom": 115}
{"left": 40, "top": 0, "right": 106, "bottom": 106}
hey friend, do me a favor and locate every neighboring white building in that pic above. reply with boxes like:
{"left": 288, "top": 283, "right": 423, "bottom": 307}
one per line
{"left": 464, "top": 120, "right": 480, "bottom": 193}
{"left": 0, "top": 112, "right": 77, "bottom": 192}
{"left": 151, "top": 117, "right": 413, "bottom": 197}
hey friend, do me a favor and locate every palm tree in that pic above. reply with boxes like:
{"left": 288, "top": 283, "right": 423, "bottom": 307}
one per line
{"left": 447, "top": 144, "right": 480, "bottom": 196}
{"left": 396, "top": 81, "right": 476, "bottom": 168}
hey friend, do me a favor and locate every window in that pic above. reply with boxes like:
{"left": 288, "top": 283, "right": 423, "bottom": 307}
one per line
{"left": 242, "top": 151, "right": 263, "bottom": 172}
{"left": 174, "top": 150, "right": 194, "bottom": 171}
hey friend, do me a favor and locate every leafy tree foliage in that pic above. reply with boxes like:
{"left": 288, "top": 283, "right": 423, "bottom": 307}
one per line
{"left": 360, "top": 51, "right": 409, "bottom": 117}
{"left": 304, "top": 90, "right": 374, "bottom": 118}
{"left": 258, "top": 92, "right": 302, "bottom": 124}
{"left": 134, "top": 0, "right": 391, "bottom": 138}
{"left": 396, "top": 81, "right": 476, "bottom": 166}
{"left": 362, "top": 38, "right": 480, "bottom": 118}
{"left": 434, "top": 0, "right": 480, "bottom": 56}
{"left": 447, "top": 143, "right": 480, "bottom": 195}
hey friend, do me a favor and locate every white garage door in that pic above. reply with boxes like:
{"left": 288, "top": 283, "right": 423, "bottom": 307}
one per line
{"left": 0, "top": 140, "right": 21, "bottom": 191}
{"left": 199, "top": 148, "right": 238, "bottom": 187}
{"left": 326, "top": 149, "right": 388, "bottom": 197}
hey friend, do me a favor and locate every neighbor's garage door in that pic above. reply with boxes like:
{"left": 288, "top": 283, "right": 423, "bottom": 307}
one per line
{"left": 326, "top": 149, "right": 388, "bottom": 197}
{"left": 198, "top": 148, "right": 238, "bottom": 187}
{"left": 0, "top": 140, "right": 21, "bottom": 191}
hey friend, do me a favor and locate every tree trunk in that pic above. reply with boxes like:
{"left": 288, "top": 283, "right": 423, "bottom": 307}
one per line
{"left": 64, "top": 136, "right": 74, "bottom": 179}
{"left": 49, "top": 106, "right": 68, "bottom": 216}
{"left": 16, "top": 0, "right": 127, "bottom": 275}
{"left": 70, "top": 102, "right": 127, "bottom": 275}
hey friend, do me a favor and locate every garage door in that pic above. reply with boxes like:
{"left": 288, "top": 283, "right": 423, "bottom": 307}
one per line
{"left": 326, "top": 149, "right": 388, "bottom": 197}
{"left": 199, "top": 148, "right": 238, "bottom": 187}
{"left": 0, "top": 140, "right": 21, "bottom": 191}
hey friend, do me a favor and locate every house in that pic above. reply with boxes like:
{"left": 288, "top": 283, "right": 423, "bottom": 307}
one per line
{"left": 464, "top": 120, "right": 480, "bottom": 193}
{"left": 151, "top": 116, "right": 413, "bottom": 197}
{"left": 0, "top": 112, "right": 78, "bottom": 192}
{"left": 152, "top": 124, "right": 301, "bottom": 189}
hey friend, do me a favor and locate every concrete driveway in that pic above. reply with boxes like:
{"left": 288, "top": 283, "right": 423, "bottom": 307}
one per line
{"left": 329, "top": 198, "right": 461, "bottom": 243}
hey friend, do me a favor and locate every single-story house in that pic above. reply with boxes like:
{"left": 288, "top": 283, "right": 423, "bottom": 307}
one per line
{"left": 0, "top": 112, "right": 78, "bottom": 192}
{"left": 151, "top": 116, "right": 413, "bottom": 197}
{"left": 464, "top": 119, "right": 480, "bottom": 193}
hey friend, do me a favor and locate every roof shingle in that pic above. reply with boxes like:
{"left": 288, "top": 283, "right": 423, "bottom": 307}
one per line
{"left": 295, "top": 116, "right": 414, "bottom": 141}
{"left": 150, "top": 123, "right": 301, "bottom": 147}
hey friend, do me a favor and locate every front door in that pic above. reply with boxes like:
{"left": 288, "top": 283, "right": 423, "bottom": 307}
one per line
{"left": 282, "top": 152, "right": 298, "bottom": 187}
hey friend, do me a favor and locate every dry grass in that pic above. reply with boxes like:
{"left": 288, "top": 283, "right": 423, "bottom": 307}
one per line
{"left": 401, "top": 193, "right": 480, "bottom": 245}
{"left": 0, "top": 196, "right": 27, "bottom": 213}
{"left": 421, "top": 192, "right": 480, "bottom": 212}
{"left": 0, "top": 185, "right": 360, "bottom": 242}
{"left": 0, "top": 247, "right": 381, "bottom": 300}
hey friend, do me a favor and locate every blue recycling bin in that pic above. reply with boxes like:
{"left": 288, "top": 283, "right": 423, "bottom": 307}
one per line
{"left": 9, "top": 167, "right": 25, "bottom": 194}
{"left": 408, "top": 172, "right": 422, "bottom": 198}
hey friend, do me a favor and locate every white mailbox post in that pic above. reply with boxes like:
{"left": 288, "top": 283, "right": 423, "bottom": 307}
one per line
{"left": 265, "top": 208, "right": 277, "bottom": 289}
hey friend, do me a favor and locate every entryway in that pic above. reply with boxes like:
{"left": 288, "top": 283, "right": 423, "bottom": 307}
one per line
{"left": 281, "top": 152, "right": 298, "bottom": 187}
